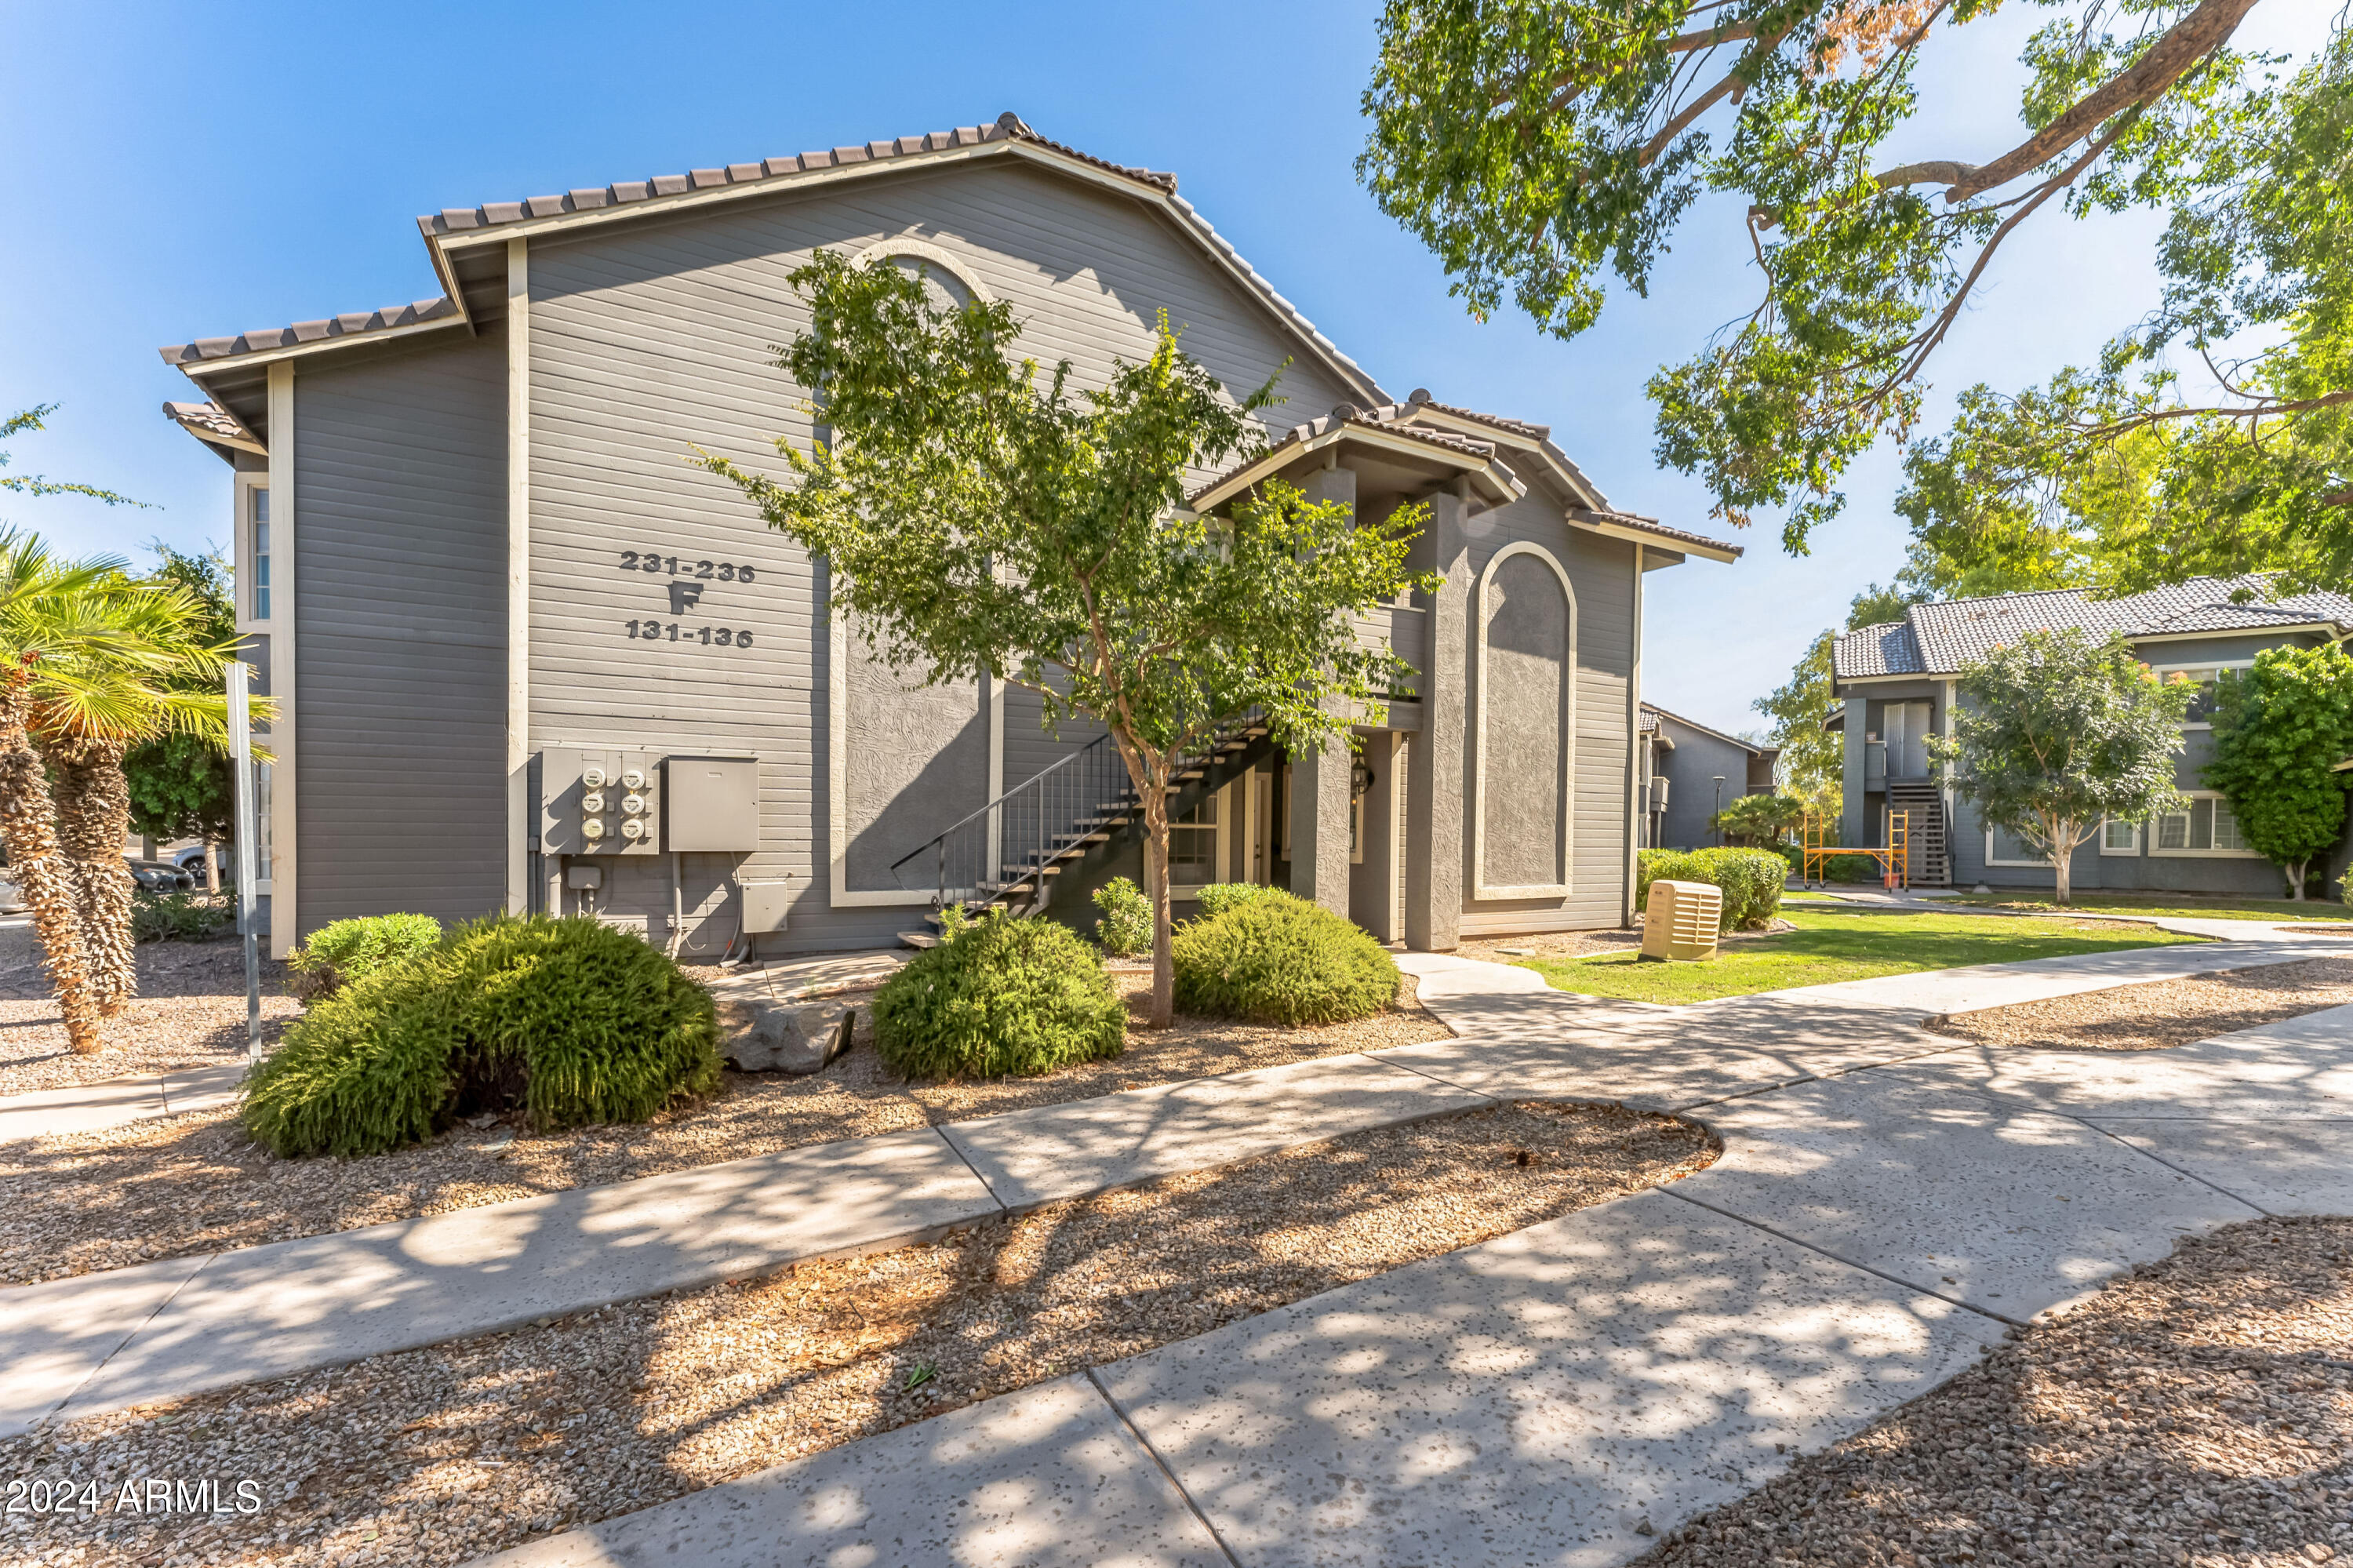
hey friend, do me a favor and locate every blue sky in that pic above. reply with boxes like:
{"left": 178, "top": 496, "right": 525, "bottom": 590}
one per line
{"left": 1, "top": 1, "right": 2323, "bottom": 736}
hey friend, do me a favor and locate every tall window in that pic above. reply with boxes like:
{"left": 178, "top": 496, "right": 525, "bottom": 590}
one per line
{"left": 249, "top": 485, "right": 271, "bottom": 620}
{"left": 1170, "top": 794, "right": 1220, "bottom": 890}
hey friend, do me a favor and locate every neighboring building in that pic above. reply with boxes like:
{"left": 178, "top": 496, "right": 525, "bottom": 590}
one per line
{"left": 159, "top": 113, "right": 1739, "bottom": 960}
{"left": 1636, "top": 704, "right": 1778, "bottom": 850}
{"left": 1830, "top": 578, "right": 2353, "bottom": 894}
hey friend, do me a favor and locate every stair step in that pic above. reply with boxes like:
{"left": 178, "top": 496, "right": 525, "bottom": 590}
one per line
{"left": 896, "top": 930, "right": 941, "bottom": 950}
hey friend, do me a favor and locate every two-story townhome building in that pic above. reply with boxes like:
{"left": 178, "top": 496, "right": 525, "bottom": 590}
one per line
{"left": 1830, "top": 578, "right": 2353, "bottom": 896}
{"left": 1635, "top": 704, "right": 1779, "bottom": 850}
{"left": 158, "top": 113, "right": 1739, "bottom": 960}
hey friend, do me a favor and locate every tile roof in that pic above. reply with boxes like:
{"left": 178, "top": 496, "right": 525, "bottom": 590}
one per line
{"left": 1835, "top": 577, "right": 2353, "bottom": 679}
{"left": 159, "top": 297, "right": 461, "bottom": 368}
{"left": 158, "top": 114, "right": 1377, "bottom": 403}
{"left": 1187, "top": 400, "right": 1518, "bottom": 507}
{"left": 1571, "top": 506, "right": 1743, "bottom": 559}
{"left": 1409, "top": 393, "right": 1551, "bottom": 442}
{"left": 161, "top": 400, "right": 259, "bottom": 446}
{"left": 1642, "top": 702, "right": 1777, "bottom": 755}
{"left": 416, "top": 117, "right": 1173, "bottom": 242}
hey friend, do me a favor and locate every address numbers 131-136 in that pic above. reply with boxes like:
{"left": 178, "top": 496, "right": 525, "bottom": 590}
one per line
{"left": 626, "top": 621, "right": 755, "bottom": 647}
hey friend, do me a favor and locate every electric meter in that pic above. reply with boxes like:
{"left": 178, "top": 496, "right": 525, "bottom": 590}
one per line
{"left": 582, "top": 818, "right": 607, "bottom": 841}
{"left": 581, "top": 766, "right": 609, "bottom": 789}
{"left": 620, "top": 818, "right": 647, "bottom": 840}
{"left": 620, "top": 766, "right": 648, "bottom": 790}
{"left": 582, "top": 791, "right": 606, "bottom": 814}
{"left": 621, "top": 793, "right": 647, "bottom": 816}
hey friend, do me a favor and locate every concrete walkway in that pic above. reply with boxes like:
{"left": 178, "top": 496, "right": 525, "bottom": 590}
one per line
{"left": 465, "top": 931, "right": 2352, "bottom": 1568}
{"left": 0, "top": 1061, "right": 246, "bottom": 1148}
{"left": 5, "top": 924, "right": 2349, "bottom": 1562}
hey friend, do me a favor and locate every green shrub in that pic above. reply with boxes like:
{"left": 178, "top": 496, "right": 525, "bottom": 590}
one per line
{"left": 1172, "top": 890, "right": 1398, "bottom": 1024}
{"left": 871, "top": 909, "right": 1126, "bottom": 1079}
{"left": 1635, "top": 848, "right": 1788, "bottom": 931}
{"left": 1091, "top": 876, "right": 1151, "bottom": 957}
{"left": 1824, "top": 853, "right": 1878, "bottom": 884}
{"left": 132, "top": 891, "right": 231, "bottom": 944}
{"left": 242, "top": 913, "right": 720, "bottom": 1158}
{"left": 287, "top": 912, "right": 443, "bottom": 1002}
{"left": 1192, "top": 882, "right": 1277, "bottom": 920}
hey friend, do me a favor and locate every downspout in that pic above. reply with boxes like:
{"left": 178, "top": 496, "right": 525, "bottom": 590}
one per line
{"left": 1623, "top": 543, "right": 1643, "bottom": 926}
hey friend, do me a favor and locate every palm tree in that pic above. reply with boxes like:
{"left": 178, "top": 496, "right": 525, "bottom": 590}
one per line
{"left": 0, "top": 532, "right": 155, "bottom": 1053}
{"left": 30, "top": 579, "right": 231, "bottom": 1016}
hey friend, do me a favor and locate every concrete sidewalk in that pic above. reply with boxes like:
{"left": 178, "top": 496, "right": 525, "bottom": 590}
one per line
{"left": 465, "top": 944, "right": 2353, "bottom": 1568}
{"left": 0, "top": 1061, "right": 246, "bottom": 1148}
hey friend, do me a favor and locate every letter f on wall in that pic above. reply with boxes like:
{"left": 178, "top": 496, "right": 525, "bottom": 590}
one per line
{"left": 669, "top": 580, "right": 706, "bottom": 616}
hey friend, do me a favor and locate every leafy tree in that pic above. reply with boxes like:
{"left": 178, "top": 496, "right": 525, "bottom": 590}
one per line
{"left": 2202, "top": 642, "right": 2353, "bottom": 899}
{"left": 696, "top": 253, "right": 1432, "bottom": 1026}
{"left": 1712, "top": 791, "right": 1806, "bottom": 845}
{"left": 1897, "top": 27, "right": 2353, "bottom": 596}
{"left": 1359, "top": 0, "right": 2300, "bottom": 555}
{"left": 122, "top": 545, "right": 238, "bottom": 879}
{"left": 1927, "top": 628, "right": 2193, "bottom": 904}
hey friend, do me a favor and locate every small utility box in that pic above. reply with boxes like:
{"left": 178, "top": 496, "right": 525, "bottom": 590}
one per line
{"left": 664, "top": 756, "right": 759, "bottom": 852}
{"left": 740, "top": 879, "right": 791, "bottom": 935}
{"left": 1640, "top": 879, "right": 1722, "bottom": 962}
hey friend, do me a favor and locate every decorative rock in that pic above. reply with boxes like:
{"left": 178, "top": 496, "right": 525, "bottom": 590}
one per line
{"left": 717, "top": 995, "right": 856, "bottom": 1075}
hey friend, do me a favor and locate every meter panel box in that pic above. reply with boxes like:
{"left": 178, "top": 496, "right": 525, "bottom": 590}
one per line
{"left": 664, "top": 756, "right": 760, "bottom": 852}
{"left": 541, "top": 748, "right": 665, "bottom": 856}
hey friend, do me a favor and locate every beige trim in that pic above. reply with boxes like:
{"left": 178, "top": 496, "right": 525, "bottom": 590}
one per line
{"left": 1471, "top": 540, "right": 1577, "bottom": 901}
{"left": 232, "top": 471, "right": 271, "bottom": 634}
{"left": 1623, "top": 541, "right": 1642, "bottom": 926}
{"left": 1569, "top": 511, "right": 1740, "bottom": 564}
{"left": 849, "top": 238, "right": 996, "bottom": 304}
{"left": 187, "top": 427, "right": 268, "bottom": 459}
{"left": 826, "top": 596, "right": 1005, "bottom": 908}
{"left": 1191, "top": 423, "right": 1521, "bottom": 515}
{"left": 1401, "top": 406, "right": 1606, "bottom": 511}
{"left": 264, "top": 362, "right": 297, "bottom": 958}
{"left": 173, "top": 312, "right": 472, "bottom": 378}
{"left": 506, "top": 237, "right": 532, "bottom": 915}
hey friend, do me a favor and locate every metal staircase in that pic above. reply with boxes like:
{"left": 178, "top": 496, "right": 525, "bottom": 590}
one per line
{"left": 1885, "top": 780, "right": 1952, "bottom": 886}
{"left": 888, "top": 716, "right": 1278, "bottom": 943}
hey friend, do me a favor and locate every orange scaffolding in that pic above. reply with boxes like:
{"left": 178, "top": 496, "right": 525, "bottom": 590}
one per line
{"left": 1799, "top": 809, "right": 1911, "bottom": 891}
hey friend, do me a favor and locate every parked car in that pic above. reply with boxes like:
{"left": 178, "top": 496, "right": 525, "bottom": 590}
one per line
{"left": 170, "top": 843, "right": 223, "bottom": 878}
{"left": 129, "top": 860, "right": 195, "bottom": 893}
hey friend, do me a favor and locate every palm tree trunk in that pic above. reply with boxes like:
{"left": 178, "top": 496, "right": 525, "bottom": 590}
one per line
{"left": 42, "top": 735, "right": 136, "bottom": 1015}
{"left": 0, "top": 675, "right": 103, "bottom": 1052}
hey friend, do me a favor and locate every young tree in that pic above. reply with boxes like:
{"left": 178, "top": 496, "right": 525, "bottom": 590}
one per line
{"left": 1358, "top": 0, "right": 2313, "bottom": 559}
{"left": 697, "top": 253, "right": 1432, "bottom": 1026}
{"left": 1928, "top": 628, "right": 2194, "bottom": 904}
{"left": 2202, "top": 643, "right": 2353, "bottom": 900}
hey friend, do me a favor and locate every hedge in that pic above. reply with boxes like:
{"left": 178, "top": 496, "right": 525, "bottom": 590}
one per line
{"left": 1172, "top": 890, "right": 1398, "bottom": 1024}
{"left": 1635, "top": 848, "right": 1788, "bottom": 932}
{"left": 871, "top": 908, "right": 1126, "bottom": 1079}
{"left": 243, "top": 913, "right": 719, "bottom": 1158}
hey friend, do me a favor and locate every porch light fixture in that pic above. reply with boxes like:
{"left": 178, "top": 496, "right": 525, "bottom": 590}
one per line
{"left": 1351, "top": 758, "right": 1376, "bottom": 799}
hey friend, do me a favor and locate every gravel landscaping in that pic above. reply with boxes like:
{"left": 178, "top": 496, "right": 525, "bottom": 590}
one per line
{"left": 1636, "top": 1215, "right": 2353, "bottom": 1568}
{"left": 0, "top": 929, "right": 300, "bottom": 1096}
{"left": 1926, "top": 957, "right": 2353, "bottom": 1053}
{"left": 1, "top": 1097, "right": 1716, "bottom": 1568}
{"left": 0, "top": 973, "right": 1449, "bottom": 1289}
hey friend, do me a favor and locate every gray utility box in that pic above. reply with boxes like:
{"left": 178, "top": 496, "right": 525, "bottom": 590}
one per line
{"left": 664, "top": 755, "right": 760, "bottom": 853}
{"left": 541, "top": 747, "right": 665, "bottom": 857}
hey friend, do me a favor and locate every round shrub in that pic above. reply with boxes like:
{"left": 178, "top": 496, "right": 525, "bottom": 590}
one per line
{"left": 871, "top": 909, "right": 1126, "bottom": 1079}
{"left": 1172, "top": 890, "right": 1398, "bottom": 1025}
{"left": 1091, "top": 875, "right": 1151, "bottom": 957}
{"left": 1192, "top": 882, "right": 1278, "bottom": 920}
{"left": 1636, "top": 848, "right": 1788, "bottom": 931}
{"left": 242, "top": 913, "right": 720, "bottom": 1158}
{"left": 287, "top": 911, "right": 443, "bottom": 1002}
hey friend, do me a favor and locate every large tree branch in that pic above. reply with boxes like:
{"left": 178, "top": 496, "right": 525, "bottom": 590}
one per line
{"left": 1911, "top": 0, "right": 2261, "bottom": 202}
{"left": 2077, "top": 384, "right": 2353, "bottom": 439}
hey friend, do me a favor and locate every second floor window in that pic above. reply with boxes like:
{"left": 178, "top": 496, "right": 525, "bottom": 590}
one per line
{"left": 251, "top": 486, "right": 271, "bottom": 620}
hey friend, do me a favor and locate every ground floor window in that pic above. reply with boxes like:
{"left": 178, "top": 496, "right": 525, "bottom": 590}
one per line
{"left": 1985, "top": 824, "right": 2046, "bottom": 867}
{"left": 2153, "top": 792, "right": 2253, "bottom": 856}
{"left": 2101, "top": 817, "right": 2140, "bottom": 855}
{"left": 1170, "top": 791, "right": 1220, "bottom": 890}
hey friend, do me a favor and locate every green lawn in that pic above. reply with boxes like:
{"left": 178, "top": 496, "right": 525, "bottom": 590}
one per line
{"left": 1936, "top": 892, "right": 2352, "bottom": 923}
{"left": 1519, "top": 908, "right": 2206, "bottom": 1004}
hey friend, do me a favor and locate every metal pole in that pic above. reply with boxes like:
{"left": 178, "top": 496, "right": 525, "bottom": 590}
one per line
{"left": 228, "top": 660, "right": 262, "bottom": 1060}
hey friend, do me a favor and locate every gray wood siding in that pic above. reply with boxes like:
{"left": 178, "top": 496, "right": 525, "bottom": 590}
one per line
{"left": 293, "top": 330, "right": 507, "bottom": 934}
{"left": 1458, "top": 499, "right": 1636, "bottom": 934}
{"left": 524, "top": 159, "right": 1353, "bottom": 951}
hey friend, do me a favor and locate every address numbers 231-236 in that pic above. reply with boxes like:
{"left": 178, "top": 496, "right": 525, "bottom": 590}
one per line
{"left": 619, "top": 551, "right": 757, "bottom": 581}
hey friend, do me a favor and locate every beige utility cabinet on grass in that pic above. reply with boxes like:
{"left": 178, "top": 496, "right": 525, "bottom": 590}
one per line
{"left": 1641, "top": 879, "right": 1721, "bottom": 962}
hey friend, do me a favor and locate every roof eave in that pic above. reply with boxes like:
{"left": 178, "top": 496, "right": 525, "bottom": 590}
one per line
{"left": 1190, "top": 422, "right": 1521, "bottom": 514}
